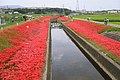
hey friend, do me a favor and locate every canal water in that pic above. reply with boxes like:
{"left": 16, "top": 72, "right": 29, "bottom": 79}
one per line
{"left": 51, "top": 23, "right": 104, "bottom": 80}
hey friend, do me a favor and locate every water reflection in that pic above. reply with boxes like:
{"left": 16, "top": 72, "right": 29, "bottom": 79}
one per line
{"left": 51, "top": 24, "right": 104, "bottom": 80}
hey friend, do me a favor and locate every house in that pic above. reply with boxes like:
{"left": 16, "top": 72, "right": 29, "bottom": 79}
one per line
{"left": 13, "top": 11, "right": 19, "bottom": 14}
{"left": 117, "top": 10, "right": 120, "bottom": 13}
{"left": 108, "top": 10, "right": 118, "bottom": 13}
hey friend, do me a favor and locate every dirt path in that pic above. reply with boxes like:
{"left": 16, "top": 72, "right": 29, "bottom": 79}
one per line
{"left": 102, "top": 32, "right": 120, "bottom": 42}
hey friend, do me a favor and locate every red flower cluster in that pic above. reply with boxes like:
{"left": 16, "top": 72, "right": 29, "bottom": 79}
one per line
{"left": 0, "top": 20, "right": 49, "bottom": 80}
{"left": 39, "top": 16, "right": 70, "bottom": 22}
{"left": 65, "top": 20, "right": 120, "bottom": 59}
{"left": 57, "top": 16, "right": 70, "bottom": 22}
{"left": 39, "top": 16, "right": 58, "bottom": 22}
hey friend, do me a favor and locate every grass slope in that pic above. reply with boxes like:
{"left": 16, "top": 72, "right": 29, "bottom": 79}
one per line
{"left": 73, "top": 14, "right": 120, "bottom": 25}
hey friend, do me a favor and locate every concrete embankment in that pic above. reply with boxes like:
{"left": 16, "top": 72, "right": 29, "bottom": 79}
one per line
{"left": 51, "top": 23, "right": 104, "bottom": 80}
{"left": 42, "top": 22, "right": 52, "bottom": 80}
{"left": 62, "top": 23, "right": 120, "bottom": 80}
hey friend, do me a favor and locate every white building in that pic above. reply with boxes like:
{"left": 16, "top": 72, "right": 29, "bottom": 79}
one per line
{"left": 108, "top": 10, "right": 118, "bottom": 13}
{"left": 13, "top": 11, "right": 19, "bottom": 14}
{"left": 117, "top": 10, "right": 120, "bottom": 13}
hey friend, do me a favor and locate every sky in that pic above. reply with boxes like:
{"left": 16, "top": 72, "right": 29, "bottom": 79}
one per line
{"left": 0, "top": 0, "right": 120, "bottom": 11}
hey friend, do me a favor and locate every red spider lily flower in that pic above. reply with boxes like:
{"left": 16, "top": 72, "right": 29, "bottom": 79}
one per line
{"left": 0, "top": 19, "right": 49, "bottom": 80}
{"left": 65, "top": 20, "right": 120, "bottom": 59}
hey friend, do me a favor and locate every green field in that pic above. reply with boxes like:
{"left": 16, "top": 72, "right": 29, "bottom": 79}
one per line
{"left": 73, "top": 14, "right": 120, "bottom": 25}
{"left": 109, "top": 22, "right": 120, "bottom": 25}
{"left": 0, "top": 14, "right": 43, "bottom": 30}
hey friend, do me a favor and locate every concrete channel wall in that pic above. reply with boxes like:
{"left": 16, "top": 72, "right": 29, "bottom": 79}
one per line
{"left": 42, "top": 22, "right": 52, "bottom": 80}
{"left": 62, "top": 23, "right": 120, "bottom": 80}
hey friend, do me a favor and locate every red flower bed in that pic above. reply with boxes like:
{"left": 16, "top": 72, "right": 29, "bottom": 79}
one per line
{"left": 65, "top": 20, "right": 120, "bottom": 59}
{"left": 0, "top": 20, "right": 49, "bottom": 80}
{"left": 39, "top": 16, "right": 58, "bottom": 22}
{"left": 57, "top": 16, "right": 70, "bottom": 22}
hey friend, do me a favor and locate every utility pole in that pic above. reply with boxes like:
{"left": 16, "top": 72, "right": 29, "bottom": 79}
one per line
{"left": 63, "top": 4, "right": 65, "bottom": 15}
{"left": 44, "top": 4, "right": 45, "bottom": 8}
{"left": 7, "top": 5, "right": 8, "bottom": 9}
{"left": 76, "top": 0, "right": 79, "bottom": 12}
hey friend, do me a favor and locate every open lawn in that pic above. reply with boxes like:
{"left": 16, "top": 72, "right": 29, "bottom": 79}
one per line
{"left": 73, "top": 14, "right": 120, "bottom": 25}
{"left": 109, "top": 22, "right": 120, "bottom": 25}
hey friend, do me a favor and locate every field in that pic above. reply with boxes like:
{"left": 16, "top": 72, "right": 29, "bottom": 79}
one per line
{"left": 0, "top": 14, "right": 42, "bottom": 30}
{"left": 109, "top": 22, "right": 120, "bottom": 25}
{"left": 73, "top": 14, "right": 120, "bottom": 25}
{"left": 0, "top": 14, "right": 23, "bottom": 29}
{"left": 0, "top": 19, "right": 49, "bottom": 79}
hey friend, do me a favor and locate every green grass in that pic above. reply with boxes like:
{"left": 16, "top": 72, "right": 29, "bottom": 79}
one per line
{"left": 32, "top": 13, "right": 57, "bottom": 19}
{"left": 31, "top": 14, "right": 41, "bottom": 19}
{"left": 0, "top": 14, "right": 23, "bottom": 21}
{"left": 63, "top": 23, "right": 120, "bottom": 64}
{"left": 109, "top": 22, "right": 120, "bottom": 25}
{"left": 99, "top": 27, "right": 120, "bottom": 34}
{"left": 1, "top": 21, "right": 24, "bottom": 29}
{"left": 0, "top": 13, "right": 43, "bottom": 51}
{"left": 0, "top": 36, "right": 10, "bottom": 51}
{"left": 0, "top": 14, "right": 25, "bottom": 51}
{"left": 73, "top": 14, "right": 120, "bottom": 25}
{"left": 0, "top": 14, "right": 24, "bottom": 29}
{"left": 73, "top": 14, "right": 120, "bottom": 21}
{"left": 83, "top": 36, "right": 120, "bottom": 64}
{"left": 0, "top": 29, "right": 18, "bottom": 51}
{"left": 0, "top": 14, "right": 43, "bottom": 30}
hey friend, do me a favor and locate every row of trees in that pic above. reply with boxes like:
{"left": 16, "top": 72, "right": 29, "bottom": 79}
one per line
{"left": 12, "top": 8, "right": 72, "bottom": 15}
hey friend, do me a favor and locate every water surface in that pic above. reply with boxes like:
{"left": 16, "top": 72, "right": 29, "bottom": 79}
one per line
{"left": 52, "top": 26, "right": 104, "bottom": 80}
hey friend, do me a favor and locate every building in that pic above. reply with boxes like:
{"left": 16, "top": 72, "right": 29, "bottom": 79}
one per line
{"left": 117, "top": 10, "right": 120, "bottom": 13}
{"left": 13, "top": 11, "right": 19, "bottom": 14}
{"left": 0, "top": 8, "right": 5, "bottom": 14}
{"left": 80, "top": 9, "right": 87, "bottom": 13}
{"left": 108, "top": 10, "right": 118, "bottom": 13}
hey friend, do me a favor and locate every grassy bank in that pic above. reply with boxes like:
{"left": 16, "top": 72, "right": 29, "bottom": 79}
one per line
{"left": 99, "top": 27, "right": 120, "bottom": 34}
{"left": 0, "top": 14, "right": 44, "bottom": 30}
{"left": 109, "top": 22, "right": 120, "bottom": 25}
{"left": 1, "top": 21, "right": 24, "bottom": 30}
{"left": 84, "top": 37, "right": 120, "bottom": 64}
{"left": 73, "top": 14, "right": 120, "bottom": 25}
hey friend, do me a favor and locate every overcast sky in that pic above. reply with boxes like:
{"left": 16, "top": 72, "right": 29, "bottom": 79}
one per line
{"left": 0, "top": 0, "right": 120, "bottom": 11}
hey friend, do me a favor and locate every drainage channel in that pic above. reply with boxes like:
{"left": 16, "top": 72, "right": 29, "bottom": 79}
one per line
{"left": 51, "top": 23, "right": 105, "bottom": 80}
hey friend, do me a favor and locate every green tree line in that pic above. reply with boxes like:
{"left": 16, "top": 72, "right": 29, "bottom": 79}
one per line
{"left": 12, "top": 8, "right": 72, "bottom": 15}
